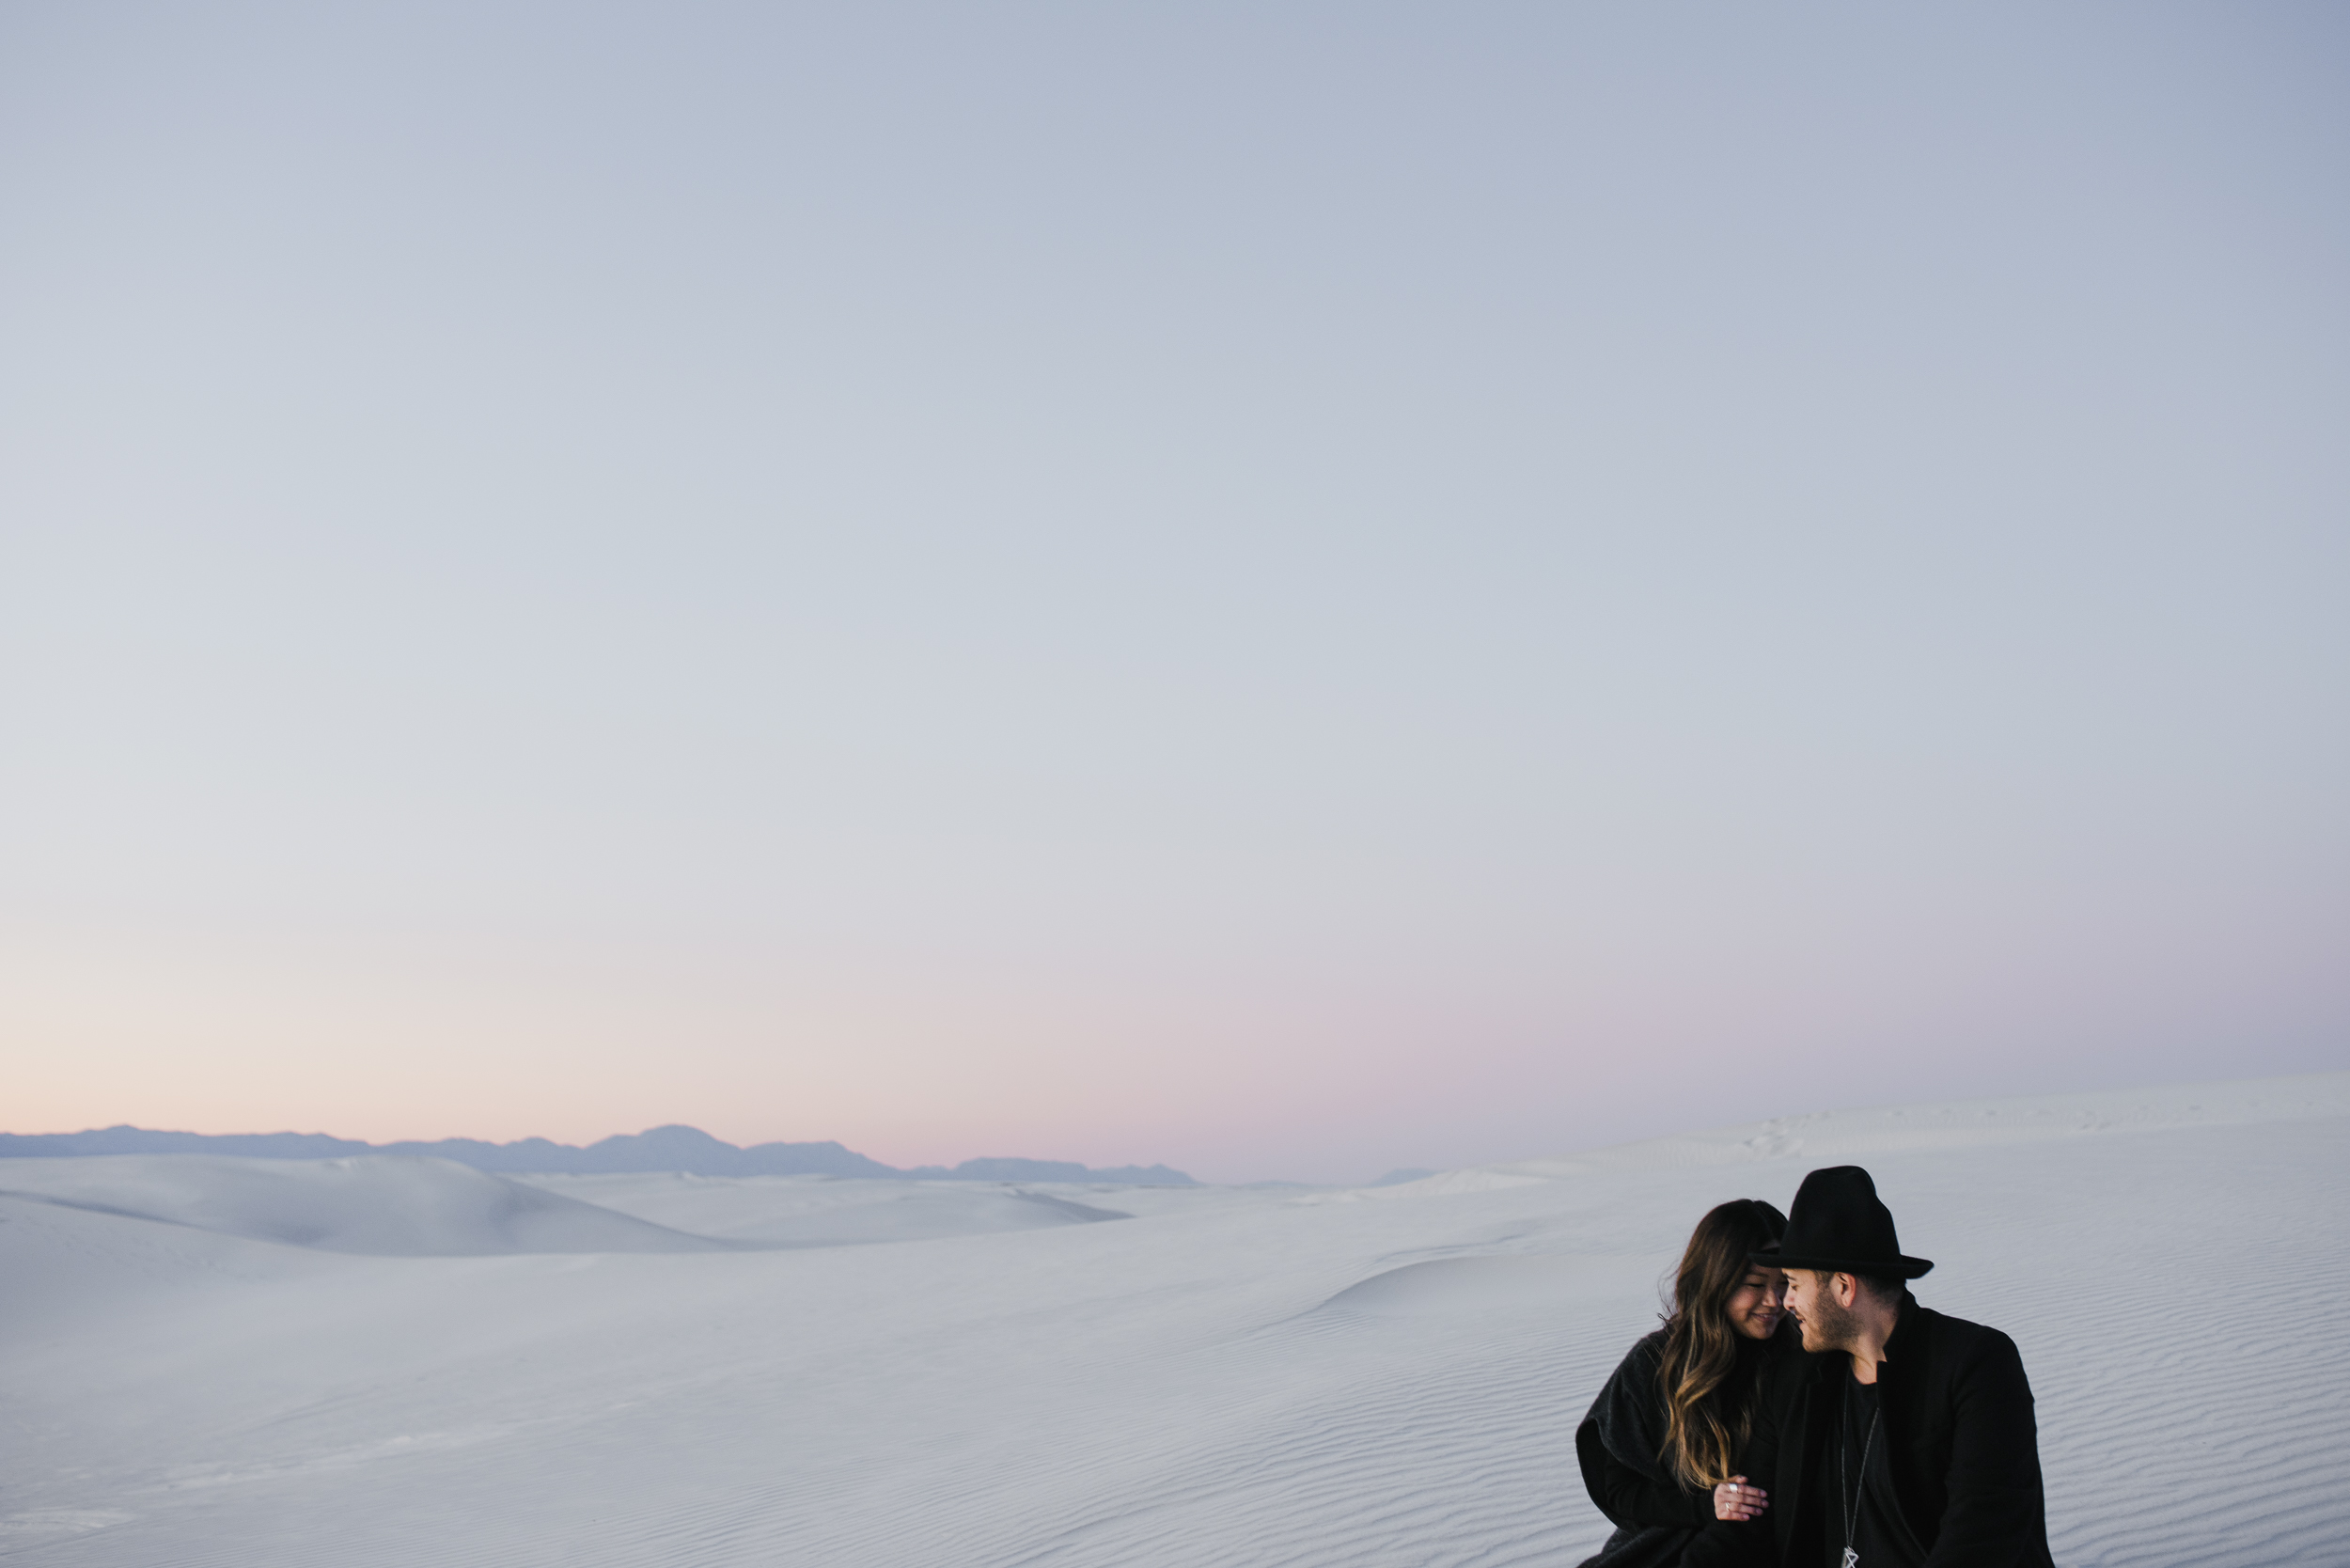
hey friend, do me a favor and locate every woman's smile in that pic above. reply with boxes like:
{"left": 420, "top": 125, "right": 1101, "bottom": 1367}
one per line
{"left": 1725, "top": 1266, "right": 1787, "bottom": 1341}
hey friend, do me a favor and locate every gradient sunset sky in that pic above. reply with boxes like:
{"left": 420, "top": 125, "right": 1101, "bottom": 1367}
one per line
{"left": 4, "top": 4, "right": 2344, "bottom": 1182}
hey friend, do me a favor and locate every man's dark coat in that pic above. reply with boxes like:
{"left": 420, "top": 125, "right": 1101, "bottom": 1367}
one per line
{"left": 1683, "top": 1296, "right": 2055, "bottom": 1568}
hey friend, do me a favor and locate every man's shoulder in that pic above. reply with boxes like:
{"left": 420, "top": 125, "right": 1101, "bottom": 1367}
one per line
{"left": 1904, "top": 1303, "right": 2029, "bottom": 1376}
{"left": 1906, "top": 1302, "right": 2013, "bottom": 1347}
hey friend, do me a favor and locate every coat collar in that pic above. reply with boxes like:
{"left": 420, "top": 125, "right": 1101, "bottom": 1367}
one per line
{"left": 1878, "top": 1291, "right": 1926, "bottom": 1382}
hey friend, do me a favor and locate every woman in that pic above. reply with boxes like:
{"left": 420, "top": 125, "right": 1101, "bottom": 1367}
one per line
{"left": 1574, "top": 1199, "right": 1790, "bottom": 1568}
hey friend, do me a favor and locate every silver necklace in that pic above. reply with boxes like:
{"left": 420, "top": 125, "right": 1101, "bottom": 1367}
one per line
{"left": 1840, "top": 1384, "right": 1880, "bottom": 1568}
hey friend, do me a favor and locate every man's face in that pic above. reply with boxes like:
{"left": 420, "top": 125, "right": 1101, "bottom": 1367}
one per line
{"left": 1783, "top": 1268, "right": 1854, "bottom": 1354}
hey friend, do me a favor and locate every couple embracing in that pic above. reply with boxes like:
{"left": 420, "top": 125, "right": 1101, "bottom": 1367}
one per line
{"left": 1576, "top": 1167, "right": 2053, "bottom": 1568}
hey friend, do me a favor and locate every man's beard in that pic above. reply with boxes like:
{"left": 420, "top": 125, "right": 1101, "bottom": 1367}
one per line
{"left": 1799, "top": 1286, "right": 1856, "bottom": 1354}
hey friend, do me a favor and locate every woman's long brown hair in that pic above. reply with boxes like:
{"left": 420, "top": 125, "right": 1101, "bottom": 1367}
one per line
{"left": 1657, "top": 1199, "right": 1787, "bottom": 1490}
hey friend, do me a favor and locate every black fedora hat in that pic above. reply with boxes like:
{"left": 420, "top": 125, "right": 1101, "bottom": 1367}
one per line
{"left": 1754, "top": 1165, "right": 1934, "bottom": 1278}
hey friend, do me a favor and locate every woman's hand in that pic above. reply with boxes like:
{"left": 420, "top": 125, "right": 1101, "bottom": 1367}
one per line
{"left": 1714, "top": 1476, "right": 1768, "bottom": 1522}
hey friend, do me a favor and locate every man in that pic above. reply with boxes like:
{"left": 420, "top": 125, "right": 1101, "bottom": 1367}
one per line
{"left": 1685, "top": 1166, "right": 2053, "bottom": 1568}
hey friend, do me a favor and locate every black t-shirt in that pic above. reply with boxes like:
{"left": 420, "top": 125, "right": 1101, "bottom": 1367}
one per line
{"left": 1826, "top": 1366, "right": 1927, "bottom": 1568}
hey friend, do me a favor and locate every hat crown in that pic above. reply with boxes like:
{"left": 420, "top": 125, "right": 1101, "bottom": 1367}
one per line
{"left": 1781, "top": 1166, "right": 1911, "bottom": 1270}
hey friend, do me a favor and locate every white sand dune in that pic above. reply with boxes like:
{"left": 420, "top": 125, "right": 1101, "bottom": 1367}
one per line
{"left": 519, "top": 1170, "right": 1136, "bottom": 1245}
{"left": 1, "top": 1072, "right": 2343, "bottom": 1566}
{"left": 0, "top": 1154, "right": 730, "bottom": 1256}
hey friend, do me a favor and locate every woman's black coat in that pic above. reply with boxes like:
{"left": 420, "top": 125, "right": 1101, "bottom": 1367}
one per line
{"left": 1681, "top": 1297, "right": 2055, "bottom": 1568}
{"left": 1575, "top": 1329, "right": 1780, "bottom": 1568}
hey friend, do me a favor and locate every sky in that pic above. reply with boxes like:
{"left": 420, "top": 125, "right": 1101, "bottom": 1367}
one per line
{"left": 2, "top": 3, "right": 2344, "bottom": 1184}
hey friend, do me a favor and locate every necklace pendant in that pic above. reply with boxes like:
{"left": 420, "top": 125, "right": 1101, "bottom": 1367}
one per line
{"left": 1841, "top": 1551, "right": 1859, "bottom": 1568}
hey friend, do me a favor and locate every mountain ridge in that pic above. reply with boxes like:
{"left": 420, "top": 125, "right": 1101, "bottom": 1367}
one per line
{"left": 0, "top": 1124, "right": 1196, "bottom": 1185}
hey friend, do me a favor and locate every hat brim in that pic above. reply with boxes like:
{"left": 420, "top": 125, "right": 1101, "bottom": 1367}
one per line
{"left": 1753, "top": 1246, "right": 1934, "bottom": 1279}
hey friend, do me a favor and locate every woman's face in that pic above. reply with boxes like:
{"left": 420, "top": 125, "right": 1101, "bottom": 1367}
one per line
{"left": 1725, "top": 1264, "right": 1787, "bottom": 1341}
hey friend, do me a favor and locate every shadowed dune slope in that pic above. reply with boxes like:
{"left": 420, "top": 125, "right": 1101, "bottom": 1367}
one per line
{"left": 519, "top": 1171, "right": 1132, "bottom": 1245}
{"left": 0, "top": 1154, "right": 734, "bottom": 1256}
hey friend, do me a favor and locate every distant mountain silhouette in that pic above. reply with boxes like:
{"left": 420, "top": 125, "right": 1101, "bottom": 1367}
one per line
{"left": 0, "top": 1124, "right": 1196, "bottom": 1184}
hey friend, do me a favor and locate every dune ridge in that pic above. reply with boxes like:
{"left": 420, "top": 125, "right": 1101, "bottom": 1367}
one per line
{"left": 0, "top": 1125, "right": 1196, "bottom": 1185}
{"left": 0, "top": 1155, "right": 735, "bottom": 1256}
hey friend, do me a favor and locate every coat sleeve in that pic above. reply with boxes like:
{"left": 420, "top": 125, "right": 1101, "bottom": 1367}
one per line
{"left": 1576, "top": 1338, "right": 1718, "bottom": 1532}
{"left": 1577, "top": 1417, "right": 1716, "bottom": 1530}
{"left": 1676, "top": 1356, "right": 1793, "bottom": 1568}
{"left": 1923, "top": 1330, "right": 2046, "bottom": 1567}
{"left": 1676, "top": 1461, "right": 1777, "bottom": 1564}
